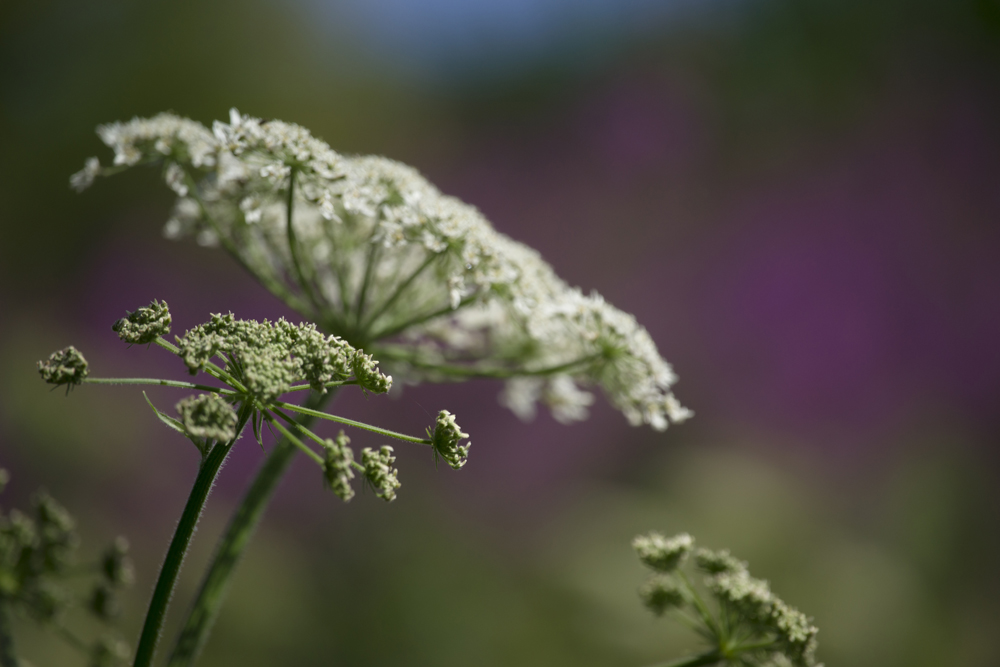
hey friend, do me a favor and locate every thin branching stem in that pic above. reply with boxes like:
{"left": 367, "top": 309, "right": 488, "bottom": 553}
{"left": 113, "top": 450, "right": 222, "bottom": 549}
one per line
{"left": 284, "top": 167, "right": 326, "bottom": 317}
{"left": 181, "top": 170, "right": 308, "bottom": 314}
{"left": 361, "top": 251, "right": 439, "bottom": 331}
{"left": 373, "top": 348, "right": 601, "bottom": 380}
{"left": 154, "top": 338, "right": 248, "bottom": 394}
{"left": 273, "top": 401, "right": 431, "bottom": 445}
{"left": 83, "top": 378, "right": 235, "bottom": 394}
{"left": 353, "top": 241, "right": 381, "bottom": 328}
{"left": 262, "top": 412, "right": 323, "bottom": 465}
{"left": 369, "top": 293, "right": 479, "bottom": 341}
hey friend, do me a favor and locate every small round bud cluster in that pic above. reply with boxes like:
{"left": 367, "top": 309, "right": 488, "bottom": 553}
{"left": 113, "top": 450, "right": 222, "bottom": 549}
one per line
{"left": 361, "top": 446, "right": 400, "bottom": 502}
{"left": 639, "top": 574, "right": 686, "bottom": 616}
{"left": 632, "top": 532, "right": 693, "bottom": 572}
{"left": 429, "top": 410, "right": 470, "bottom": 470}
{"left": 111, "top": 300, "right": 172, "bottom": 345}
{"left": 322, "top": 431, "right": 355, "bottom": 501}
{"left": 176, "top": 394, "right": 238, "bottom": 442}
{"left": 633, "top": 532, "right": 820, "bottom": 667}
{"left": 38, "top": 346, "right": 90, "bottom": 387}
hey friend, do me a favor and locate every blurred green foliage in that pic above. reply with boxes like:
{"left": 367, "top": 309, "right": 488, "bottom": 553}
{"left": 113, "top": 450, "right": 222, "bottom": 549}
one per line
{"left": 3, "top": 0, "right": 1000, "bottom": 665}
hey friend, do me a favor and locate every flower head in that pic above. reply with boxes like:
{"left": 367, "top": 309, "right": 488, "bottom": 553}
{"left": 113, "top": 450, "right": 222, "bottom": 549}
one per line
{"left": 361, "top": 446, "right": 400, "bottom": 502}
{"left": 639, "top": 574, "right": 686, "bottom": 616}
{"left": 176, "top": 393, "right": 238, "bottom": 442}
{"left": 633, "top": 532, "right": 693, "bottom": 572}
{"left": 428, "top": 410, "right": 470, "bottom": 470}
{"left": 38, "top": 346, "right": 90, "bottom": 387}
{"left": 322, "top": 431, "right": 356, "bottom": 501}
{"left": 633, "top": 533, "right": 820, "bottom": 667}
{"left": 77, "top": 110, "right": 691, "bottom": 431}
{"left": 112, "top": 300, "right": 172, "bottom": 345}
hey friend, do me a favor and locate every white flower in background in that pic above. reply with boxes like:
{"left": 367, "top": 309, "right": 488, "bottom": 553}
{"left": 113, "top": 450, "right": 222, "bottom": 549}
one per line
{"left": 73, "top": 109, "right": 691, "bottom": 430}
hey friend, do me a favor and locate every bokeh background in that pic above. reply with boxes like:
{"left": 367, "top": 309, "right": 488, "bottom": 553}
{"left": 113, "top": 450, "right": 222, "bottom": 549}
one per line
{"left": 3, "top": 0, "right": 1000, "bottom": 665}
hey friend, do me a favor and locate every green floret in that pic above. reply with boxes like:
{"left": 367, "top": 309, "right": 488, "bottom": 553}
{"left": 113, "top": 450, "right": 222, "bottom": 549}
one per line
{"left": 176, "top": 393, "right": 238, "bottom": 442}
{"left": 428, "top": 410, "right": 470, "bottom": 470}
{"left": 361, "top": 446, "right": 400, "bottom": 502}
{"left": 632, "top": 532, "right": 693, "bottom": 572}
{"left": 38, "top": 346, "right": 90, "bottom": 386}
{"left": 112, "top": 299, "right": 172, "bottom": 344}
{"left": 322, "top": 431, "right": 356, "bottom": 501}
{"left": 639, "top": 575, "right": 685, "bottom": 616}
{"left": 695, "top": 547, "right": 746, "bottom": 575}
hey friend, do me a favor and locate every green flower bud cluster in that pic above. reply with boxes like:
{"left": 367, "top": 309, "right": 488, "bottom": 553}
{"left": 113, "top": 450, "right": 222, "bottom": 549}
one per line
{"left": 176, "top": 313, "right": 391, "bottom": 400}
{"left": 633, "top": 532, "right": 821, "bottom": 667}
{"left": 112, "top": 299, "right": 172, "bottom": 345}
{"left": 322, "top": 431, "right": 355, "bottom": 501}
{"left": 0, "top": 472, "right": 132, "bottom": 665}
{"left": 176, "top": 394, "right": 238, "bottom": 442}
{"left": 429, "top": 410, "right": 470, "bottom": 470}
{"left": 633, "top": 532, "right": 693, "bottom": 572}
{"left": 37, "top": 346, "right": 89, "bottom": 388}
{"left": 361, "top": 446, "right": 400, "bottom": 502}
{"left": 39, "top": 301, "right": 467, "bottom": 508}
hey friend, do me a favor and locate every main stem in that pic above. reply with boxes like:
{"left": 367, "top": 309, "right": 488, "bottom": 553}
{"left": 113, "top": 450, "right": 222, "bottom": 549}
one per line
{"left": 167, "top": 391, "right": 332, "bottom": 667}
{"left": 132, "top": 407, "right": 248, "bottom": 667}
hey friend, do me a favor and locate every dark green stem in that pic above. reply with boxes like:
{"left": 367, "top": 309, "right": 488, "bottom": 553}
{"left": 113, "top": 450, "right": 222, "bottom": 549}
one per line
{"left": 132, "top": 406, "right": 250, "bottom": 667}
{"left": 166, "top": 391, "right": 332, "bottom": 667}
{"left": 0, "top": 599, "right": 17, "bottom": 667}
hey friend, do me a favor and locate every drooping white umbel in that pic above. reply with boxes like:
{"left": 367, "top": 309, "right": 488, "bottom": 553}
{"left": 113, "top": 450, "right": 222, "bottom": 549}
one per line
{"left": 74, "top": 110, "right": 691, "bottom": 431}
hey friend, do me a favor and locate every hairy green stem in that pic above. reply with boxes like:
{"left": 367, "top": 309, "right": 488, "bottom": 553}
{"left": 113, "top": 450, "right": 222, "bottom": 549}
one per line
{"left": 132, "top": 406, "right": 251, "bottom": 667}
{"left": 166, "top": 391, "right": 332, "bottom": 667}
{"left": 0, "top": 599, "right": 17, "bottom": 667}
{"left": 263, "top": 412, "right": 324, "bottom": 465}
{"left": 273, "top": 401, "right": 431, "bottom": 445}
{"left": 84, "top": 378, "right": 235, "bottom": 394}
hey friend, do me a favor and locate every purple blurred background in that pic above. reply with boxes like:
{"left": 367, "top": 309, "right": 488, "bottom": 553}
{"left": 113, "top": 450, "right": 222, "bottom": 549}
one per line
{"left": 2, "top": 0, "right": 1000, "bottom": 665}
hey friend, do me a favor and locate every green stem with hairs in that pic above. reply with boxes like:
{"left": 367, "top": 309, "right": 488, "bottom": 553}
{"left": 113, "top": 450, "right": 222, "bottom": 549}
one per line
{"left": 262, "top": 412, "right": 323, "bottom": 465}
{"left": 273, "top": 401, "right": 431, "bottom": 445}
{"left": 166, "top": 391, "right": 332, "bottom": 667}
{"left": 132, "top": 404, "right": 252, "bottom": 667}
{"left": 84, "top": 378, "right": 235, "bottom": 394}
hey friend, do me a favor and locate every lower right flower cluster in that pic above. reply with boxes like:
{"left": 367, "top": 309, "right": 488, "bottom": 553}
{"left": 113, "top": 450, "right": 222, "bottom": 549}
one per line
{"left": 633, "top": 532, "right": 821, "bottom": 667}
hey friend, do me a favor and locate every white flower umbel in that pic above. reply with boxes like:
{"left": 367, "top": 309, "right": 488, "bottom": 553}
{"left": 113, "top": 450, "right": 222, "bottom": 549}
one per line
{"left": 74, "top": 109, "right": 691, "bottom": 430}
